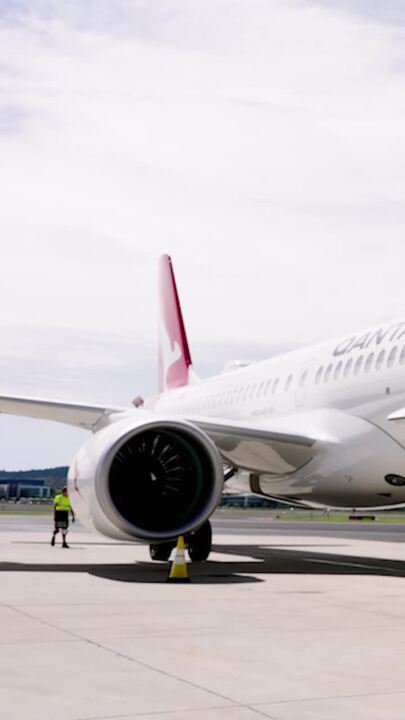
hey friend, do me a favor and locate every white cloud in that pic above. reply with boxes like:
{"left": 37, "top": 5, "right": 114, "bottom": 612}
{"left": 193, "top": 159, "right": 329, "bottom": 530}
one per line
{"left": 0, "top": 0, "right": 404, "bottom": 466}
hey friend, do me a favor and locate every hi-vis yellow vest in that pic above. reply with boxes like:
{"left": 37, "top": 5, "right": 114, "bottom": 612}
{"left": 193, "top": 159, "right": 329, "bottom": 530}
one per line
{"left": 54, "top": 494, "right": 71, "bottom": 512}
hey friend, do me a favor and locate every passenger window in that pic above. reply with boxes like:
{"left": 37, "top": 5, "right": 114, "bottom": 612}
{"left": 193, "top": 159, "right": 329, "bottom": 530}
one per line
{"left": 365, "top": 353, "right": 374, "bottom": 373}
{"left": 285, "top": 374, "right": 293, "bottom": 391}
{"left": 257, "top": 381, "right": 264, "bottom": 397}
{"left": 376, "top": 350, "right": 385, "bottom": 371}
{"left": 250, "top": 384, "right": 257, "bottom": 400}
{"left": 325, "top": 363, "right": 333, "bottom": 382}
{"left": 333, "top": 361, "right": 342, "bottom": 381}
{"left": 264, "top": 379, "right": 271, "bottom": 395}
{"left": 272, "top": 378, "right": 279, "bottom": 393}
{"left": 354, "top": 355, "right": 363, "bottom": 376}
{"left": 299, "top": 370, "right": 307, "bottom": 388}
{"left": 400, "top": 346, "right": 405, "bottom": 365}
{"left": 343, "top": 358, "right": 352, "bottom": 378}
{"left": 315, "top": 366, "right": 324, "bottom": 384}
{"left": 387, "top": 346, "right": 398, "bottom": 368}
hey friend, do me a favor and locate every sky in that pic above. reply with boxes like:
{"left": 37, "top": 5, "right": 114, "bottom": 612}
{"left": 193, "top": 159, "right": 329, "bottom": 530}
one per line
{"left": 0, "top": 0, "right": 404, "bottom": 469}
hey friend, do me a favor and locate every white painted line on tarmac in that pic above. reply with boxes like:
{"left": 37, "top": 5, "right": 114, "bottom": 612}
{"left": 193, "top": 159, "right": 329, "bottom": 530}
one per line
{"left": 304, "top": 558, "right": 398, "bottom": 573}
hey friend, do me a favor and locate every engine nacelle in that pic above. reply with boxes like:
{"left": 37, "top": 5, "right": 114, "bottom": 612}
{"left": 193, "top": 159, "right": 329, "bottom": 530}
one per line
{"left": 67, "top": 413, "right": 224, "bottom": 542}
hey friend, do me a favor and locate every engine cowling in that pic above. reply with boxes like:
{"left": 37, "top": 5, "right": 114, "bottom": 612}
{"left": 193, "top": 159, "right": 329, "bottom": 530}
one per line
{"left": 68, "top": 413, "right": 224, "bottom": 542}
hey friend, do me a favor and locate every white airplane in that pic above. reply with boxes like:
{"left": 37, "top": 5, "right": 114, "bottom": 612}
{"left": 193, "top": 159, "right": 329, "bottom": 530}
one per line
{"left": 1, "top": 254, "right": 405, "bottom": 561}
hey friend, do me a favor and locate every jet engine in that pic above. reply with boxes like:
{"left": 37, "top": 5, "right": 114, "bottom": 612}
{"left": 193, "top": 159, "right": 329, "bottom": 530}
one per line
{"left": 68, "top": 414, "right": 224, "bottom": 542}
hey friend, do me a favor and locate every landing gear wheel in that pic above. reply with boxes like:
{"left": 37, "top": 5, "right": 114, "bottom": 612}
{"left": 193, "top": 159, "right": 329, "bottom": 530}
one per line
{"left": 149, "top": 542, "right": 174, "bottom": 561}
{"left": 188, "top": 521, "right": 212, "bottom": 562}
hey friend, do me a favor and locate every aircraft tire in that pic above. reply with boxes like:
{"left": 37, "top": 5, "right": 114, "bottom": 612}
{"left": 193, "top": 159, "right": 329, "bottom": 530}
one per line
{"left": 188, "top": 520, "right": 212, "bottom": 562}
{"left": 149, "top": 542, "right": 174, "bottom": 561}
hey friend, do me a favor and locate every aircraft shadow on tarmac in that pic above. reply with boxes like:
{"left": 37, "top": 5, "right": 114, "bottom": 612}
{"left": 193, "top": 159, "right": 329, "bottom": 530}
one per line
{"left": 1, "top": 543, "right": 405, "bottom": 584}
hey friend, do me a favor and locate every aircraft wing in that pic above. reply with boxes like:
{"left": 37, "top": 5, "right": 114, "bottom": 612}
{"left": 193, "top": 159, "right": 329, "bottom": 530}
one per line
{"left": 0, "top": 395, "right": 125, "bottom": 430}
{"left": 388, "top": 408, "right": 405, "bottom": 422}
{"left": 192, "top": 416, "right": 320, "bottom": 475}
{"left": 0, "top": 394, "right": 334, "bottom": 475}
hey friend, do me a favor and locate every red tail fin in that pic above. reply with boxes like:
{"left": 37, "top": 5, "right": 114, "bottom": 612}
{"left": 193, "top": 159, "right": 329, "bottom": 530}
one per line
{"left": 158, "top": 255, "right": 193, "bottom": 393}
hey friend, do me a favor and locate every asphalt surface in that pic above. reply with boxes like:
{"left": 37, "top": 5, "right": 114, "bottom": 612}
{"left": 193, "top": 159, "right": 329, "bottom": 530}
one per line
{"left": 2, "top": 509, "right": 405, "bottom": 542}
{"left": 213, "top": 512, "right": 405, "bottom": 542}
{"left": 2, "top": 511, "right": 405, "bottom": 719}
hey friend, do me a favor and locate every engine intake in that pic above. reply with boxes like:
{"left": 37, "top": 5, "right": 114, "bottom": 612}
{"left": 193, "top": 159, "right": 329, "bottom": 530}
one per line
{"left": 108, "top": 428, "right": 215, "bottom": 534}
{"left": 80, "top": 416, "right": 224, "bottom": 542}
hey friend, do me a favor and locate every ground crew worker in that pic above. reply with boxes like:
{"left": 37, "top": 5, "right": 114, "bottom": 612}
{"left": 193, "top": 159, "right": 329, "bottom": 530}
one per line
{"left": 51, "top": 486, "right": 75, "bottom": 548}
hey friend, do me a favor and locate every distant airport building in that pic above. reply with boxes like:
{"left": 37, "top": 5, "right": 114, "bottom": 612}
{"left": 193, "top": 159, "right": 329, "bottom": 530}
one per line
{"left": 0, "top": 478, "right": 51, "bottom": 500}
{"left": 220, "top": 493, "right": 280, "bottom": 509}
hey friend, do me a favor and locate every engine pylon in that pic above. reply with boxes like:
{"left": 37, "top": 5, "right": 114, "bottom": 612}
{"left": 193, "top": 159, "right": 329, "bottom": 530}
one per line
{"left": 167, "top": 536, "right": 190, "bottom": 583}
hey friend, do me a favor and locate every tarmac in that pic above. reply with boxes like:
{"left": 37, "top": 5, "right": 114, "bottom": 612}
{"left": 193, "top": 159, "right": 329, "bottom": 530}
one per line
{"left": 1, "top": 512, "right": 405, "bottom": 720}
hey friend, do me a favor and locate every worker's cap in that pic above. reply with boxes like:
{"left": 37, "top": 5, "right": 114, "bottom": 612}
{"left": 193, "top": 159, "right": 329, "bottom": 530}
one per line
{"left": 61, "top": 486, "right": 68, "bottom": 492}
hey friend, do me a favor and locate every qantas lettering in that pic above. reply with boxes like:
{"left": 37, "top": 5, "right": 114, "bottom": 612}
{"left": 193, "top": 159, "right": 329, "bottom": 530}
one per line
{"left": 333, "top": 321, "right": 405, "bottom": 357}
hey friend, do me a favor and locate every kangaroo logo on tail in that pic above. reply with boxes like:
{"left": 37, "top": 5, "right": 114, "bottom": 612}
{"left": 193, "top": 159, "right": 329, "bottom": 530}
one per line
{"left": 158, "top": 255, "right": 195, "bottom": 393}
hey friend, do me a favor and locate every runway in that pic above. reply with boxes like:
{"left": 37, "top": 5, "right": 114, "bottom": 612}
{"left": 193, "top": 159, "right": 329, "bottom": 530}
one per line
{"left": 213, "top": 511, "right": 405, "bottom": 542}
{"left": 3, "top": 509, "right": 405, "bottom": 542}
{"left": 1, "top": 512, "right": 405, "bottom": 720}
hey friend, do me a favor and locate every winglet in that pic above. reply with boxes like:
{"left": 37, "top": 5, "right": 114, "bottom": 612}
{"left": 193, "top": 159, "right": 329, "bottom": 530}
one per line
{"left": 158, "top": 255, "right": 194, "bottom": 393}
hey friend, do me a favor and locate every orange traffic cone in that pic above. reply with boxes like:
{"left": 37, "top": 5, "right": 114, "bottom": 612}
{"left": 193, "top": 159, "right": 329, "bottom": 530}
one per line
{"left": 167, "top": 536, "right": 190, "bottom": 583}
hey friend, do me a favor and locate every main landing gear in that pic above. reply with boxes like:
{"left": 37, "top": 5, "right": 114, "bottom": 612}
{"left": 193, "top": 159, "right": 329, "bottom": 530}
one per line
{"left": 149, "top": 542, "right": 173, "bottom": 561}
{"left": 149, "top": 520, "right": 212, "bottom": 562}
{"left": 187, "top": 520, "right": 212, "bottom": 561}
